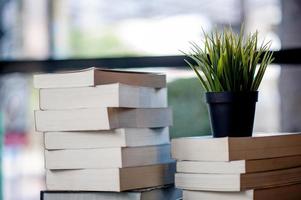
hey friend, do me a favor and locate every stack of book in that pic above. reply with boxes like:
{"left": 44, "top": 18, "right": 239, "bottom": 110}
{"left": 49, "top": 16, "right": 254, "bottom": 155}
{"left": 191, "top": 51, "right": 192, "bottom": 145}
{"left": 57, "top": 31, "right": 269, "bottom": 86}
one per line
{"left": 171, "top": 133, "right": 301, "bottom": 200}
{"left": 34, "top": 68, "right": 181, "bottom": 200}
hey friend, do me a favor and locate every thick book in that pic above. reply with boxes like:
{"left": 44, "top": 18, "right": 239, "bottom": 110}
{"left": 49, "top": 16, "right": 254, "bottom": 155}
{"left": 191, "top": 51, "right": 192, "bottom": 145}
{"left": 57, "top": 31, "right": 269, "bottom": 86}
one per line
{"left": 35, "top": 108, "right": 172, "bottom": 131}
{"left": 39, "top": 83, "right": 167, "bottom": 110}
{"left": 33, "top": 68, "right": 166, "bottom": 89}
{"left": 175, "top": 166, "right": 301, "bottom": 191}
{"left": 44, "top": 127, "right": 170, "bottom": 149}
{"left": 177, "top": 155, "right": 301, "bottom": 174}
{"left": 46, "top": 163, "right": 175, "bottom": 191}
{"left": 45, "top": 144, "right": 172, "bottom": 169}
{"left": 40, "top": 186, "right": 182, "bottom": 200}
{"left": 171, "top": 133, "right": 301, "bottom": 161}
{"left": 183, "top": 183, "right": 301, "bottom": 200}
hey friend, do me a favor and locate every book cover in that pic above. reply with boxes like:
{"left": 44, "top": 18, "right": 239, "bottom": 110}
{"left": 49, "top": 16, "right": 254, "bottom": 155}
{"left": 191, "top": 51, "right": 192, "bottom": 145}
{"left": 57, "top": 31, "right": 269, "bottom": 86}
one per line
{"left": 34, "top": 68, "right": 166, "bottom": 89}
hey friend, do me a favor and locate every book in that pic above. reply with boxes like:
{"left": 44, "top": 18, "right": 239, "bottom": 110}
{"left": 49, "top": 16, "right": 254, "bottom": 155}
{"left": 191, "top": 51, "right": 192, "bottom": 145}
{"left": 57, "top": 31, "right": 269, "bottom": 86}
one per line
{"left": 35, "top": 108, "right": 172, "bottom": 131}
{"left": 183, "top": 183, "right": 301, "bottom": 200}
{"left": 45, "top": 144, "right": 172, "bottom": 169}
{"left": 177, "top": 155, "right": 301, "bottom": 174}
{"left": 33, "top": 68, "right": 166, "bottom": 89}
{"left": 46, "top": 163, "right": 175, "bottom": 191}
{"left": 40, "top": 186, "right": 182, "bottom": 200}
{"left": 39, "top": 83, "right": 167, "bottom": 110}
{"left": 44, "top": 127, "right": 170, "bottom": 149}
{"left": 175, "top": 166, "right": 301, "bottom": 191}
{"left": 171, "top": 133, "right": 301, "bottom": 161}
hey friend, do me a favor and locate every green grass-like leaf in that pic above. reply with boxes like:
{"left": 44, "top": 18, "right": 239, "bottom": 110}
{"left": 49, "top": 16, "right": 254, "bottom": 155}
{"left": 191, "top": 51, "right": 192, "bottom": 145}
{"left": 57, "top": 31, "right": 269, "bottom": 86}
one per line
{"left": 184, "top": 27, "right": 274, "bottom": 92}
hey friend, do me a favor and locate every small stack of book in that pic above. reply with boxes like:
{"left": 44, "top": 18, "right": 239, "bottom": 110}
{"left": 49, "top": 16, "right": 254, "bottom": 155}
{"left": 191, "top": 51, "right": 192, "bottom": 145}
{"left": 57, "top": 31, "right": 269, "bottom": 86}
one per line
{"left": 34, "top": 68, "right": 181, "bottom": 200}
{"left": 171, "top": 133, "right": 301, "bottom": 200}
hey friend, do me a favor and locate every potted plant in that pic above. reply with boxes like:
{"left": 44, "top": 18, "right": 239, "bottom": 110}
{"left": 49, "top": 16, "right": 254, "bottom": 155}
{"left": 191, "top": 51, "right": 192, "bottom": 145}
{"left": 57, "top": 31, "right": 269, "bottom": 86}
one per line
{"left": 183, "top": 28, "right": 274, "bottom": 137}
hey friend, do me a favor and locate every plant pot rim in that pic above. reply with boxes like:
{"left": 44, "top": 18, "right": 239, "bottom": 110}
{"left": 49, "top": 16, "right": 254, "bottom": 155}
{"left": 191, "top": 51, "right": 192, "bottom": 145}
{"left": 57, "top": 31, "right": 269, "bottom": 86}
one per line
{"left": 206, "top": 91, "right": 258, "bottom": 103}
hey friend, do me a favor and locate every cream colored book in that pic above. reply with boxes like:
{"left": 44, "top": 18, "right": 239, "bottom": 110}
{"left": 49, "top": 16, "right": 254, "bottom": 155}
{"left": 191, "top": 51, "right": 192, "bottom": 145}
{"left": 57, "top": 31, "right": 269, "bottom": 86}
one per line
{"left": 46, "top": 163, "right": 175, "bottom": 191}
{"left": 41, "top": 186, "right": 182, "bottom": 200}
{"left": 35, "top": 108, "right": 172, "bottom": 131}
{"left": 183, "top": 183, "right": 301, "bottom": 200}
{"left": 175, "top": 166, "right": 301, "bottom": 191}
{"left": 44, "top": 127, "right": 170, "bottom": 149}
{"left": 177, "top": 155, "right": 301, "bottom": 174}
{"left": 34, "top": 68, "right": 166, "bottom": 89}
{"left": 39, "top": 83, "right": 167, "bottom": 110}
{"left": 45, "top": 144, "right": 172, "bottom": 169}
{"left": 172, "top": 133, "right": 301, "bottom": 161}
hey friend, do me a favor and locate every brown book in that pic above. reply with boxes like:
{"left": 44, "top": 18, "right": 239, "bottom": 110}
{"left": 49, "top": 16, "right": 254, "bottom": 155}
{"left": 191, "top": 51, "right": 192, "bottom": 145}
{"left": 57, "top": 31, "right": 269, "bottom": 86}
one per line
{"left": 183, "top": 183, "right": 301, "bottom": 200}
{"left": 177, "top": 155, "right": 301, "bottom": 174}
{"left": 171, "top": 133, "right": 301, "bottom": 161}
{"left": 46, "top": 163, "right": 175, "bottom": 191}
{"left": 35, "top": 108, "right": 172, "bottom": 131}
{"left": 34, "top": 68, "right": 166, "bottom": 89}
{"left": 175, "top": 166, "right": 301, "bottom": 191}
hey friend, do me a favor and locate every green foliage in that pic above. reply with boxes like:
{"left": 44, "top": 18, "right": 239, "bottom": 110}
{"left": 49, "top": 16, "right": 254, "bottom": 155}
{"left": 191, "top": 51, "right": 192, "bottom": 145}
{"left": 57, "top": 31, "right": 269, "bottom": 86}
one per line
{"left": 69, "top": 28, "right": 140, "bottom": 58}
{"left": 183, "top": 28, "right": 274, "bottom": 92}
{"left": 168, "top": 77, "right": 211, "bottom": 138}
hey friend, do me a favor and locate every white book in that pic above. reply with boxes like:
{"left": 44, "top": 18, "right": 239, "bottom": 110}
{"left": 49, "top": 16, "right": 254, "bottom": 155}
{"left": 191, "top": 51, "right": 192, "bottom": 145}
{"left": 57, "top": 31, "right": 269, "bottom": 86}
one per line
{"left": 34, "top": 68, "right": 166, "bottom": 89}
{"left": 39, "top": 83, "right": 167, "bottom": 110}
{"left": 176, "top": 155, "right": 301, "bottom": 174}
{"left": 175, "top": 166, "right": 301, "bottom": 191}
{"left": 46, "top": 163, "right": 175, "bottom": 191}
{"left": 183, "top": 183, "right": 301, "bottom": 200}
{"left": 45, "top": 144, "right": 173, "bottom": 169}
{"left": 35, "top": 108, "right": 172, "bottom": 131}
{"left": 171, "top": 133, "right": 301, "bottom": 161}
{"left": 41, "top": 186, "right": 182, "bottom": 200}
{"left": 44, "top": 127, "right": 170, "bottom": 149}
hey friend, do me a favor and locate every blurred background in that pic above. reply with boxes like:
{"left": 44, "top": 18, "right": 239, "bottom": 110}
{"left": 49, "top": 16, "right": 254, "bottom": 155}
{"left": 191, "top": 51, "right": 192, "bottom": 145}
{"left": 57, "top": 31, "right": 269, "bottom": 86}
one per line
{"left": 0, "top": 0, "right": 301, "bottom": 199}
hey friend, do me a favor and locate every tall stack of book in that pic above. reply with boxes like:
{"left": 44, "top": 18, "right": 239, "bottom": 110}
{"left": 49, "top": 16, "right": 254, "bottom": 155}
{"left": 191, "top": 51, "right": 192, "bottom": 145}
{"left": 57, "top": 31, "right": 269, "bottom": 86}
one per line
{"left": 171, "top": 133, "right": 301, "bottom": 200}
{"left": 34, "top": 68, "right": 181, "bottom": 200}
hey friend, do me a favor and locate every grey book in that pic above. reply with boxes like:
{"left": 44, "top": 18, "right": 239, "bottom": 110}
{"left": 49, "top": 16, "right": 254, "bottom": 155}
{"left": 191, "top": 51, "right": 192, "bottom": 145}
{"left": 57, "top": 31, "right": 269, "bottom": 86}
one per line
{"left": 45, "top": 144, "right": 173, "bottom": 169}
{"left": 39, "top": 83, "right": 167, "bottom": 110}
{"left": 35, "top": 108, "right": 172, "bottom": 132}
{"left": 44, "top": 128, "right": 170, "bottom": 149}
{"left": 41, "top": 186, "right": 182, "bottom": 200}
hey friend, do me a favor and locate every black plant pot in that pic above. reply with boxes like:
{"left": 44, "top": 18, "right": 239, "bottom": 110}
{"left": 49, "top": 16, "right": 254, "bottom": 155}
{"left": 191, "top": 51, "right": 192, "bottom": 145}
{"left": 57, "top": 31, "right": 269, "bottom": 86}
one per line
{"left": 206, "top": 91, "right": 258, "bottom": 138}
